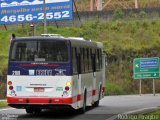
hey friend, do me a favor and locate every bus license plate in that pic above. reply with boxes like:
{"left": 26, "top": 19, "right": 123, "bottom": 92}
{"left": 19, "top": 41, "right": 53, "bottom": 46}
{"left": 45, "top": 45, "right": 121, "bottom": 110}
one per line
{"left": 34, "top": 88, "right": 44, "bottom": 92}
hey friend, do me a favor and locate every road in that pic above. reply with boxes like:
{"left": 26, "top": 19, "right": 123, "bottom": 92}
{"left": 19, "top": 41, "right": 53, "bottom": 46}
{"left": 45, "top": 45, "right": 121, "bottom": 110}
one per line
{"left": 0, "top": 94, "right": 160, "bottom": 120}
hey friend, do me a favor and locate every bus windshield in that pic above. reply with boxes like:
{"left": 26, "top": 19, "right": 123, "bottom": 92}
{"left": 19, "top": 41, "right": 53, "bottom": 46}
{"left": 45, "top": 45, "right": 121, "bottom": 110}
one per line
{"left": 10, "top": 40, "right": 69, "bottom": 62}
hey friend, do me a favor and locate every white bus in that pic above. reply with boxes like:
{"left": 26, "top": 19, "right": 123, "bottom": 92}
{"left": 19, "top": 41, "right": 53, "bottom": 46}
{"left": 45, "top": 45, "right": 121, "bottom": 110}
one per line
{"left": 7, "top": 34, "right": 106, "bottom": 114}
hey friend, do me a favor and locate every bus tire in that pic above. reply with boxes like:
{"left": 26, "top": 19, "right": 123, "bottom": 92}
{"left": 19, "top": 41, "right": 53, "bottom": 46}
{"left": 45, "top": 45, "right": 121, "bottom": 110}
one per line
{"left": 33, "top": 108, "right": 42, "bottom": 114}
{"left": 78, "top": 90, "right": 87, "bottom": 114}
{"left": 26, "top": 108, "right": 33, "bottom": 114}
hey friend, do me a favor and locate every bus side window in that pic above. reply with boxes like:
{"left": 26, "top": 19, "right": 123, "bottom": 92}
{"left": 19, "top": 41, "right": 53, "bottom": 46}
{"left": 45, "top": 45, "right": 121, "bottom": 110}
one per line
{"left": 92, "top": 49, "right": 96, "bottom": 72}
{"left": 86, "top": 48, "right": 89, "bottom": 72}
{"left": 83, "top": 48, "right": 86, "bottom": 73}
{"left": 95, "top": 49, "right": 101, "bottom": 71}
{"left": 83, "top": 48, "right": 89, "bottom": 73}
{"left": 80, "top": 48, "right": 84, "bottom": 73}
{"left": 76, "top": 48, "right": 81, "bottom": 74}
{"left": 72, "top": 47, "right": 77, "bottom": 74}
{"left": 99, "top": 49, "right": 102, "bottom": 69}
{"left": 89, "top": 49, "right": 92, "bottom": 72}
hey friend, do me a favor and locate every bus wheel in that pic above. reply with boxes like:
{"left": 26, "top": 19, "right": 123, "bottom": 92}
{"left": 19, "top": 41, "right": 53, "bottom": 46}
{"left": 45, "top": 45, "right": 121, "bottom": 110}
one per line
{"left": 93, "top": 100, "right": 99, "bottom": 107}
{"left": 93, "top": 86, "right": 101, "bottom": 107}
{"left": 78, "top": 90, "right": 87, "bottom": 114}
{"left": 33, "top": 108, "right": 42, "bottom": 114}
{"left": 26, "top": 108, "right": 33, "bottom": 114}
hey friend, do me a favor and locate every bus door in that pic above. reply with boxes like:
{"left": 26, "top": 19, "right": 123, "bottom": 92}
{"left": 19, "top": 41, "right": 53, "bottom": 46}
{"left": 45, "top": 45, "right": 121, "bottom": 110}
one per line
{"left": 92, "top": 52, "right": 97, "bottom": 100}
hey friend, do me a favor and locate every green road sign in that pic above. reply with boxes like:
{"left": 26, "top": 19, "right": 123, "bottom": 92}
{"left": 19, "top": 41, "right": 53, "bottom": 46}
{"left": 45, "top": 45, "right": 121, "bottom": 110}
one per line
{"left": 133, "top": 57, "right": 159, "bottom": 79}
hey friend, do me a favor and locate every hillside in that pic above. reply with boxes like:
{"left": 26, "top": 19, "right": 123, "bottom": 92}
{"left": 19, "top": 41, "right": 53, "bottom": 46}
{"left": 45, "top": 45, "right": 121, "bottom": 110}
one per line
{"left": 0, "top": 19, "right": 160, "bottom": 98}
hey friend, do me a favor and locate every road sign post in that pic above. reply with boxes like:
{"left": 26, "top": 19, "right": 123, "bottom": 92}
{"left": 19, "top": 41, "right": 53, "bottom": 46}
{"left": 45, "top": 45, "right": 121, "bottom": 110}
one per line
{"left": 153, "top": 79, "right": 155, "bottom": 96}
{"left": 139, "top": 79, "right": 142, "bottom": 96}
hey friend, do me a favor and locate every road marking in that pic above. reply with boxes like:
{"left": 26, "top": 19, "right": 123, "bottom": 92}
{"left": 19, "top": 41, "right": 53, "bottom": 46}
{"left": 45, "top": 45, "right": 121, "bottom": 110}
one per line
{"left": 106, "top": 115, "right": 118, "bottom": 120}
{"left": 0, "top": 108, "right": 15, "bottom": 112}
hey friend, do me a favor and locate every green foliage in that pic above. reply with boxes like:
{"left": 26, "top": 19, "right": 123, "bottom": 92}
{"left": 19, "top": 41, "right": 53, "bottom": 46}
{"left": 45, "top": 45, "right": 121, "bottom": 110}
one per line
{"left": 0, "top": 101, "right": 8, "bottom": 108}
{"left": 139, "top": 11, "right": 147, "bottom": 18}
{"left": 113, "top": 9, "right": 124, "bottom": 20}
{"left": 0, "top": 81, "right": 6, "bottom": 99}
{"left": 106, "top": 81, "right": 125, "bottom": 96}
{"left": 129, "top": 11, "right": 138, "bottom": 18}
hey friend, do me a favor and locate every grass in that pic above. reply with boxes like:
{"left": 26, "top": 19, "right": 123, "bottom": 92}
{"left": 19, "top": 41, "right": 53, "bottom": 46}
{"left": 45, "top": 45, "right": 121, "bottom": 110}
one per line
{"left": 126, "top": 110, "right": 160, "bottom": 120}
{"left": 0, "top": 101, "right": 8, "bottom": 108}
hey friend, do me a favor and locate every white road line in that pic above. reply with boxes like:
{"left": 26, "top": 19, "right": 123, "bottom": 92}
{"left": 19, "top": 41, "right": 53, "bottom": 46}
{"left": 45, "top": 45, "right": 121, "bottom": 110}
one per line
{"left": 0, "top": 108, "right": 15, "bottom": 112}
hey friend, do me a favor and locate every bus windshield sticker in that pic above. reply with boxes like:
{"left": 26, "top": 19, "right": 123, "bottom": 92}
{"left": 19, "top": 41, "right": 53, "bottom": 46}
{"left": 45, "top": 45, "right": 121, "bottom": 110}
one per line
{"left": 16, "top": 86, "right": 22, "bottom": 92}
{"left": 29, "top": 70, "right": 35, "bottom": 76}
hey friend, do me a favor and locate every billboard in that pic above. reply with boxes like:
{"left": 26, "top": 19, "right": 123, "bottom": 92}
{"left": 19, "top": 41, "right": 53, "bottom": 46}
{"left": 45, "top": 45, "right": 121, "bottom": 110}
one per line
{"left": 0, "top": 0, "right": 73, "bottom": 24}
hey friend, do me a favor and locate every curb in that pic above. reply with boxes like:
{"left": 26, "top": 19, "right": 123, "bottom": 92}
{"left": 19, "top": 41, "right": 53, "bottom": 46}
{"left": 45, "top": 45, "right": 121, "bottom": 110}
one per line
{"left": 123, "top": 107, "right": 160, "bottom": 115}
{"left": 0, "top": 100, "right": 6, "bottom": 102}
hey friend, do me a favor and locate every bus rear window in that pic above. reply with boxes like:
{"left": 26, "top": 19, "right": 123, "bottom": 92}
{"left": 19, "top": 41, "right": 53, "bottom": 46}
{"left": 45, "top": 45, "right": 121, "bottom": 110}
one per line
{"left": 10, "top": 40, "right": 69, "bottom": 62}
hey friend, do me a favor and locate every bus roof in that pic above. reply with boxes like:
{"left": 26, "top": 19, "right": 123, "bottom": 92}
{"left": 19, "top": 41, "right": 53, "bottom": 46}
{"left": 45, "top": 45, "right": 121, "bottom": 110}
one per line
{"left": 11, "top": 36, "right": 102, "bottom": 49}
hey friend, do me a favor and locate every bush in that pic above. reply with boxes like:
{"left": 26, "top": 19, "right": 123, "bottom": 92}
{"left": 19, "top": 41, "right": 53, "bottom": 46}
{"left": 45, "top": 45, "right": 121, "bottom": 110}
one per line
{"left": 139, "top": 11, "right": 146, "bottom": 18}
{"left": 113, "top": 9, "right": 124, "bottom": 20}
{"left": 105, "top": 81, "right": 125, "bottom": 95}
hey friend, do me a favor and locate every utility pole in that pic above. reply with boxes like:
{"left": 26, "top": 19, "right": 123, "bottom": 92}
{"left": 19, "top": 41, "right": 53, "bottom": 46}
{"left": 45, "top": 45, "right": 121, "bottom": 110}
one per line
{"left": 135, "top": 0, "right": 138, "bottom": 9}
{"left": 43, "top": 0, "right": 47, "bottom": 34}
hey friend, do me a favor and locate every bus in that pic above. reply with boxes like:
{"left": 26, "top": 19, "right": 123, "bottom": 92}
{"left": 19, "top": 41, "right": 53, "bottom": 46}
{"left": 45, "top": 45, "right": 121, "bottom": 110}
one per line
{"left": 7, "top": 34, "right": 106, "bottom": 114}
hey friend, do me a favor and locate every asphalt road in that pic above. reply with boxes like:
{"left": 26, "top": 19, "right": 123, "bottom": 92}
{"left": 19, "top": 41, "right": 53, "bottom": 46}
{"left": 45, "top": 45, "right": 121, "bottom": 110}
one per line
{"left": 0, "top": 94, "right": 160, "bottom": 120}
